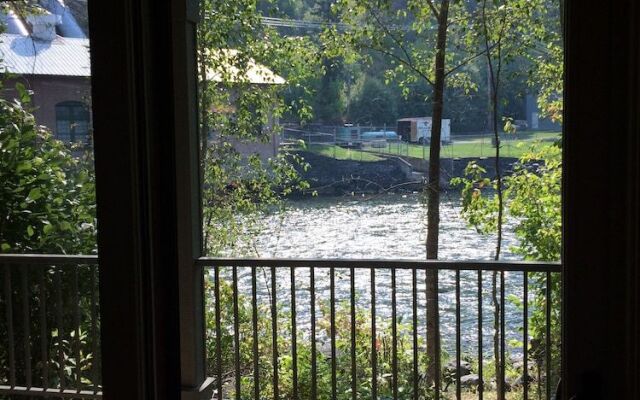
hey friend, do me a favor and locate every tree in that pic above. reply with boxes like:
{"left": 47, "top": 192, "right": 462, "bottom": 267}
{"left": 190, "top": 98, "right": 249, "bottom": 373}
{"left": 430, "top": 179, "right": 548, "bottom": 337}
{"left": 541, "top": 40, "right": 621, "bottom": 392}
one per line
{"left": 197, "top": 0, "right": 318, "bottom": 256}
{"left": 327, "top": 0, "right": 484, "bottom": 388}
{"left": 475, "top": 0, "right": 534, "bottom": 395}
{"left": 0, "top": 84, "right": 96, "bottom": 254}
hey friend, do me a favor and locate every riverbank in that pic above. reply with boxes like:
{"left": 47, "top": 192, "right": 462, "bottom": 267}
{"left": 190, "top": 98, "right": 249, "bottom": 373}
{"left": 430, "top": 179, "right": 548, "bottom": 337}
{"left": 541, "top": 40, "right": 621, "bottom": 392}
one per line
{"left": 294, "top": 150, "right": 519, "bottom": 195}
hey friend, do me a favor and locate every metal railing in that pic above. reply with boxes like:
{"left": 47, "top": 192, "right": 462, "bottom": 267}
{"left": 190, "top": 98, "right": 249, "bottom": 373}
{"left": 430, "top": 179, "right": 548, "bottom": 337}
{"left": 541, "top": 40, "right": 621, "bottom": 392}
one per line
{"left": 1, "top": 256, "right": 562, "bottom": 399}
{"left": 200, "top": 258, "right": 562, "bottom": 400}
{"left": 0, "top": 254, "right": 101, "bottom": 399}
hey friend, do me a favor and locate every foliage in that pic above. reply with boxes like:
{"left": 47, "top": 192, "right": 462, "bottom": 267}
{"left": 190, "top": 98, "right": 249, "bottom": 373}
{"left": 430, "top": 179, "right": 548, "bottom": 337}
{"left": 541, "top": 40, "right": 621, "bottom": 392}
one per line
{"left": 0, "top": 83, "right": 96, "bottom": 254}
{"left": 0, "top": 82, "right": 99, "bottom": 389}
{"left": 205, "top": 271, "right": 441, "bottom": 400}
{"left": 452, "top": 144, "right": 562, "bottom": 388}
{"left": 198, "top": 0, "right": 318, "bottom": 256}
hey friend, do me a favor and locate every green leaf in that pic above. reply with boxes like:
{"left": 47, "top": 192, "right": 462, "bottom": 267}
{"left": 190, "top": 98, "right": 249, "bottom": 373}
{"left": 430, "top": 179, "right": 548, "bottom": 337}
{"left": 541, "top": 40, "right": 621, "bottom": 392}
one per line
{"left": 43, "top": 223, "right": 54, "bottom": 235}
{"left": 16, "top": 161, "right": 32, "bottom": 173}
{"left": 27, "top": 188, "right": 42, "bottom": 202}
{"left": 15, "top": 82, "right": 31, "bottom": 104}
{"left": 1, "top": 243, "right": 11, "bottom": 252}
{"left": 27, "top": 226, "right": 34, "bottom": 237}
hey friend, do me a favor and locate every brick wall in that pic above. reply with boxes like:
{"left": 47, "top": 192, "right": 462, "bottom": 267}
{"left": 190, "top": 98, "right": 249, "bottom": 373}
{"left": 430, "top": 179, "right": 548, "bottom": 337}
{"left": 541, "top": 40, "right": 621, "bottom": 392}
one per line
{"left": 3, "top": 75, "right": 91, "bottom": 135}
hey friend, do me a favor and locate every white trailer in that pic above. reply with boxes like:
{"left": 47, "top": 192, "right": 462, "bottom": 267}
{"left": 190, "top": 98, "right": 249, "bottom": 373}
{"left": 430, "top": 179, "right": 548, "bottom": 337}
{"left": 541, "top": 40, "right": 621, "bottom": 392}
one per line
{"left": 397, "top": 117, "right": 451, "bottom": 144}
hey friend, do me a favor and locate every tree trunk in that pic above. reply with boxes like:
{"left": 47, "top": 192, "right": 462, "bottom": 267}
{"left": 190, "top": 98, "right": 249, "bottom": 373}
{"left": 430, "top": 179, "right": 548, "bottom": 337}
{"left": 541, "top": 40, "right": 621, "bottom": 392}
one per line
{"left": 425, "top": 0, "right": 450, "bottom": 390}
{"left": 482, "top": 0, "right": 505, "bottom": 396}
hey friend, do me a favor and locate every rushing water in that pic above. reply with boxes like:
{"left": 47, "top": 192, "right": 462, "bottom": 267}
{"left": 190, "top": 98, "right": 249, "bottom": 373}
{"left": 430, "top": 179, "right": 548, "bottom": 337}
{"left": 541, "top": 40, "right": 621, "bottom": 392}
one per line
{"left": 219, "top": 193, "right": 533, "bottom": 357}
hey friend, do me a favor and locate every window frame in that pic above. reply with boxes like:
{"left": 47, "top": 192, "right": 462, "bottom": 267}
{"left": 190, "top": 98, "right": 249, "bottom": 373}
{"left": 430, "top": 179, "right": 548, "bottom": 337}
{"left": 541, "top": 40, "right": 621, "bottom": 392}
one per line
{"left": 87, "top": 0, "right": 640, "bottom": 399}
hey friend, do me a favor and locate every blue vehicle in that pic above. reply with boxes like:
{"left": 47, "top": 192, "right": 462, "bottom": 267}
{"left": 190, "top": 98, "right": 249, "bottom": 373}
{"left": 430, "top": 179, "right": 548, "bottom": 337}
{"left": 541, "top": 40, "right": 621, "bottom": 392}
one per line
{"left": 360, "top": 131, "right": 399, "bottom": 141}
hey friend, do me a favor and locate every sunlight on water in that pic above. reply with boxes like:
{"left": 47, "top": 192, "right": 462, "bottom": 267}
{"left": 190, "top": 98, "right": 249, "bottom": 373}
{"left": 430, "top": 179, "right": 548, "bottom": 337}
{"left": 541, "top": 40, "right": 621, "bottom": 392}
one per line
{"left": 254, "top": 193, "right": 519, "bottom": 260}
{"left": 219, "top": 193, "right": 531, "bottom": 355}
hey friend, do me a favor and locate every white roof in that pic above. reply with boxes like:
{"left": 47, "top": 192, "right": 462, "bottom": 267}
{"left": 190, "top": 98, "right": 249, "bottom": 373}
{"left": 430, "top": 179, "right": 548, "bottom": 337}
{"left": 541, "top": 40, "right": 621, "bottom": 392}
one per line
{"left": 0, "top": 33, "right": 91, "bottom": 77}
{"left": 206, "top": 49, "right": 285, "bottom": 85}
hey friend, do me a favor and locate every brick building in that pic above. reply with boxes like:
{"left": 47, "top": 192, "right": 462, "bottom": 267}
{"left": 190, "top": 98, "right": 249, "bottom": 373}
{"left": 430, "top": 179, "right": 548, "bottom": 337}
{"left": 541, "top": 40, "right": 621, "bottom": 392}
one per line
{"left": 1, "top": 1, "right": 91, "bottom": 143}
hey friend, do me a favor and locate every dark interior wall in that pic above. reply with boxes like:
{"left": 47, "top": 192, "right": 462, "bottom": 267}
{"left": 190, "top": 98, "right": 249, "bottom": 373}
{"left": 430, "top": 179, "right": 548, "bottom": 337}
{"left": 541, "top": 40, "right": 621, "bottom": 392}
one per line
{"left": 563, "top": 0, "right": 640, "bottom": 399}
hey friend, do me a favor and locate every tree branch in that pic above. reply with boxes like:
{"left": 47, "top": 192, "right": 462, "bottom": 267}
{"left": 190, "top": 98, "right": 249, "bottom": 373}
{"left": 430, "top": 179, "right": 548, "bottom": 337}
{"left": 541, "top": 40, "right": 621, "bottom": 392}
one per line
{"left": 444, "top": 46, "right": 493, "bottom": 77}
{"left": 425, "top": 0, "right": 440, "bottom": 19}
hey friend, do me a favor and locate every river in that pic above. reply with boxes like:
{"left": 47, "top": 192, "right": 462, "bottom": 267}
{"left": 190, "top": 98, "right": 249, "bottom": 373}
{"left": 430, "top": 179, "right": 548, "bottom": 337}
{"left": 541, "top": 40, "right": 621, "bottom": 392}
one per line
{"left": 218, "top": 193, "right": 532, "bottom": 357}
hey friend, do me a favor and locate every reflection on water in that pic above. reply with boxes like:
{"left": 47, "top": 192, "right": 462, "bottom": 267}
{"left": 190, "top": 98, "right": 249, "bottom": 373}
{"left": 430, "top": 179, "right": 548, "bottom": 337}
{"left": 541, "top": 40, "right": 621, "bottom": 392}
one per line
{"left": 254, "top": 193, "right": 518, "bottom": 260}
{"left": 220, "top": 193, "right": 530, "bottom": 355}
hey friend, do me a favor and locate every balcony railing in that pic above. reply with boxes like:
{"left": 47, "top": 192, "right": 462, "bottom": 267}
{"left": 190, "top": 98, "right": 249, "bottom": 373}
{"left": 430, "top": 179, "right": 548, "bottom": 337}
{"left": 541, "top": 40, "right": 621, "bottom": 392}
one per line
{"left": 0, "top": 254, "right": 101, "bottom": 399}
{"left": 1, "top": 255, "right": 561, "bottom": 400}
{"left": 199, "top": 258, "right": 562, "bottom": 400}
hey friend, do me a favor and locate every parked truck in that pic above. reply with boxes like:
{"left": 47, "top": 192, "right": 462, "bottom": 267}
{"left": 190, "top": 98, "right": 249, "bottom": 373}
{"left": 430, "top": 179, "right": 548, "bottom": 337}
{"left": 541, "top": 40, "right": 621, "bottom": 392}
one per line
{"left": 397, "top": 117, "right": 451, "bottom": 144}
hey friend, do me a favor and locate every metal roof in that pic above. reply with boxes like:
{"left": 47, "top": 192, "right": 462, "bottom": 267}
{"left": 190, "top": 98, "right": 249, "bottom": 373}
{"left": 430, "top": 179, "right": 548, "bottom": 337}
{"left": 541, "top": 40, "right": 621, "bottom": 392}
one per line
{"left": 206, "top": 49, "right": 285, "bottom": 85}
{"left": 0, "top": 33, "right": 90, "bottom": 77}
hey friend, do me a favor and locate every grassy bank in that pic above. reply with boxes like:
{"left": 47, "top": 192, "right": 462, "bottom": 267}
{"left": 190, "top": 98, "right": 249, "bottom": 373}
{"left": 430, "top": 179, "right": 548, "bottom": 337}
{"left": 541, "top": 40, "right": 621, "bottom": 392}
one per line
{"left": 304, "top": 131, "right": 560, "bottom": 161}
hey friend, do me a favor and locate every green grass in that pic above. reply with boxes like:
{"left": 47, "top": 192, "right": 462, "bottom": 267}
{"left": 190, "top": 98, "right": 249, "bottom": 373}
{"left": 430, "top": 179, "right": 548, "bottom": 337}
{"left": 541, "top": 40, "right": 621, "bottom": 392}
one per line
{"left": 306, "top": 143, "right": 385, "bottom": 162}
{"left": 367, "top": 131, "right": 561, "bottom": 160}
{"left": 303, "top": 131, "right": 561, "bottom": 161}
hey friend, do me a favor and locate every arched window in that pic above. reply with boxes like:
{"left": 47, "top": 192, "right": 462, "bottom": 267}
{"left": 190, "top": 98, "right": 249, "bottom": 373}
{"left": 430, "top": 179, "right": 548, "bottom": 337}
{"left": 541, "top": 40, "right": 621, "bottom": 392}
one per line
{"left": 55, "top": 101, "right": 90, "bottom": 142}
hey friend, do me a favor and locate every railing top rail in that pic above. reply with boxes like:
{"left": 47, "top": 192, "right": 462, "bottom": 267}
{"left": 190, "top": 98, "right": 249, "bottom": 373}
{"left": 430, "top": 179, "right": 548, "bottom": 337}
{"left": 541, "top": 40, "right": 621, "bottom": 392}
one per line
{"left": 0, "top": 385, "right": 102, "bottom": 399}
{"left": 0, "top": 254, "right": 98, "bottom": 265}
{"left": 197, "top": 257, "right": 562, "bottom": 273}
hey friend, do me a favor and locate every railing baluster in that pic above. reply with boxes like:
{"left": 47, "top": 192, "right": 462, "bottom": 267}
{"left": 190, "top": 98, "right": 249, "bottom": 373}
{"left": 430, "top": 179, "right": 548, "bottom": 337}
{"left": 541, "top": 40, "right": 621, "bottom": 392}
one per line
{"left": 5, "top": 265, "right": 16, "bottom": 388}
{"left": 73, "top": 265, "right": 81, "bottom": 389}
{"left": 500, "top": 271, "right": 506, "bottom": 400}
{"left": 251, "top": 267, "right": 260, "bottom": 400}
{"left": 371, "top": 267, "right": 377, "bottom": 400}
{"left": 271, "top": 266, "right": 280, "bottom": 400}
{"left": 213, "top": 267, "right": 222, "bottom": 400}
{"left": 291, "top": 266, "right": 299, "bottom": 400}
{"left": 425, "top": 268, "right": 441, "bottom": 400}
{"left": 91, "top": 265, "right": 99, "bottom": 393}
{"left": 350, "top": 267, "right": 356, "bottom": 400}
{"left": 232, "top": 266, "right": 240, "bottom": 400}
{"left": 478, "top": 269, "right": 484, "bottom": 400}
{"left": 310, "top": 267, "right": 317, "bottom": 400}
{"left": 391, "top": 268, "right": 398, "bottom": 400}
{"left": 55, "top": 266, "right": 65, "bottom": 390}
{"left": 21, "top": 266, "right": 32, "bottom": 389}
{"left": 546, "top": 272, "right": 552, "bottom": 400}
{"left": 523, "top": 272, "right": 529, "bottom": 400}
{"left": 412, "top": 268, "right": 418, "bottom": 400}
{"left": 330, "top": 267, "right": 337, "bottom": 400}
{"left": 456, "top": 270, "right": 461, "bottom": 400}
{"left": 40, "top": 268, "right": 48, "bottom": 390}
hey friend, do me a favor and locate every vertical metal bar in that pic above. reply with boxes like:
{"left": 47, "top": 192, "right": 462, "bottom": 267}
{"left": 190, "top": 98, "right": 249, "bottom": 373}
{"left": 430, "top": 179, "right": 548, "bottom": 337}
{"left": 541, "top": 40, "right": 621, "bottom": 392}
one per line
{"left": 90, "top": 265, "right": 99, "bottom": 392}
{"left": 291, "top": 267, "right": 299, "bottom": 400}
{"left": 371, "top": 268, "right": 378, "bottom": 400}
{"left": 391, "top": 268, "right": 398, "bottom": 400}
{"left": 55, "top": 267, "right": 65, "bottom": 390}
{"left": 310, "top": 267, "right": 317, "bottom": 400}
{"left": 546, "top": 272, "right": 552, "bottom": 400}
{"left": 456, "top": 270, "right": 461, "bottom": 400}
{"left": 232, "top": 266, "right": 241, "bottom": 400}
{"left": 350, "top": 267, "right": 356, "bottom": 400}
{"left": 523, "top": 272, "right": 529, "bottom": 400}
{"left": 5, "top": 265, "right": 16, "bottom": 388}
{"left": 72, "top": 265, "right": 81, "bottom": 389}
{"left": 330, "top": 267, "right": 337, "bottom": 400}
{"left": 21, "top": 266, "right": 32, "bottom": 388}
{"left": 426, "top": 269, "right": 441, "bottom": 400}
{"left": 500, "top": 271, "right": 506, "bottom": 400}
{"left": 213, "top": 267, "right": 222, "bottom": 400}
{"left": 40, "top": 268, "right": 48, "bottom": 390}
{"left": 271, "top": 266, "right": 280, "bottom": 400}
{"left": 478, "top": 270, "right": 483, "bottom": 400}
{"left": 251, "top": 267, "right": 260, "bottom": 400}
{"left": 412, "top": 269, "right": 419, "bottom": 400}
